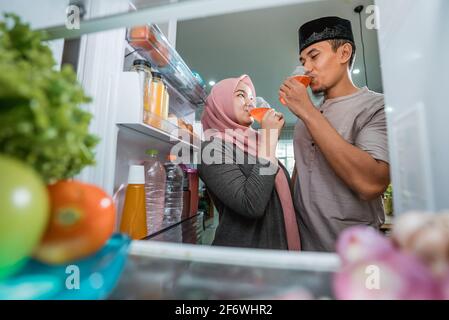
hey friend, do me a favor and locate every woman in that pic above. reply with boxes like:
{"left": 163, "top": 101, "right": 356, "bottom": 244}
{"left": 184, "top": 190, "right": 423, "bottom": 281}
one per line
{"left": 199, "top": 75, "right": 301, "bottom": 250}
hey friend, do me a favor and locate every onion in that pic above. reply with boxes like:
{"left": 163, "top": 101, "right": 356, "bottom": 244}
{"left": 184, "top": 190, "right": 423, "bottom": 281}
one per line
{"left": 409, "top": 222, "right": 449, "bottom": 277}
{"left": 333, "top": 251, "right": 441, "bottom": 300}
{"left": 441, "top": 273, "right": 449, "bottom": 300}
{"left": 393, "top": 212, "right": 449, "bottom": 278}
{"left": 336, "top": 226, "right": 396, "bottom": 266}
{"left": 391, "top": 212, "right": 432, "bottom": 249}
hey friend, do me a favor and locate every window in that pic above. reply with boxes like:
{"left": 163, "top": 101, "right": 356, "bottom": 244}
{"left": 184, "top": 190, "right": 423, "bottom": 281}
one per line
{"left": 276, "top": 140, "right": 295, "bottom": 176}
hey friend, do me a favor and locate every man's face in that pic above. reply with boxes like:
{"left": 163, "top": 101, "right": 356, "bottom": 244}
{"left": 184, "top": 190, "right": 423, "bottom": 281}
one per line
{"left": 299, "top": 41, "right": 346, "bottom": 94}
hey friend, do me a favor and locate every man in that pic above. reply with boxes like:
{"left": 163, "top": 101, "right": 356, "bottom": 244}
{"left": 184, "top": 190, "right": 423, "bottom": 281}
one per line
{"left": 279, "top": 16, "right": 390, "bottom": 252}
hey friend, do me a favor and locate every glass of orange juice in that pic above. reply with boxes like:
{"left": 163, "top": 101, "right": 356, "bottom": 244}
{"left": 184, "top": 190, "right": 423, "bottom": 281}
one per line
{"left": 250, "top": 97, "right": 272, "bottom": 123}
{"left": 280, "top": 66, "right": 312, "bottom": 105}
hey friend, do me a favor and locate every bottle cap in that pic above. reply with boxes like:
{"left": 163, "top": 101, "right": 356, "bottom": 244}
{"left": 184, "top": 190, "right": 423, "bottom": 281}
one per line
{"left": 128, "top": 165, "right": 145, "bottom": 184}
{"left": 146, "top": 149, "right": 159, "bottom": 156}
{"left": 133, "top": 59, "right": 151, "bottom": 69}
{"left": 152, "top": 71, "right": 163, "bottom": 79}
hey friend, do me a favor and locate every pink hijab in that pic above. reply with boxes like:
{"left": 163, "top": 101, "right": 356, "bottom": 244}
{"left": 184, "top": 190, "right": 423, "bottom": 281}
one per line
{"left": 201, "top": 75, "right": 301, "bottom": 251}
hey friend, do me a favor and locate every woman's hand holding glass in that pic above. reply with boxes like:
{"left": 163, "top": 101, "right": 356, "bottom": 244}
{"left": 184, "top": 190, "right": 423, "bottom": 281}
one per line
{"left": 259, "top": 107, "right": 284, "bottom": 165}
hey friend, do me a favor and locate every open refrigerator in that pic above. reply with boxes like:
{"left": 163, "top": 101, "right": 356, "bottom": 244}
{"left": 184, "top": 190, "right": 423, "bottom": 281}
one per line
{"left": 2, "top": 0, "right": 449, "bottom": 300}
{"left": 16, "top": 0, "right": 342, "bottom": 298}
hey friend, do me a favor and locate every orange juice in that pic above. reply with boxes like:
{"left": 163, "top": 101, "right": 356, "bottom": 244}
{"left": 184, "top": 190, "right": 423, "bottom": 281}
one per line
{"left": 294, "top": 75, "right": 312, "bottom": 87}
{"left": 279, "top": 75, "right": 312, "bottom": 105}
{"left": 119, "top": 165, "right": 147, "bottom": 240}
{"left": 147, "top": 72, "right": 165, "bottom": 128}
{"left": 250, "top": 107, "right": 271, "bottom": 123}
{"left": 161, "top": 86, "right": 169, "bottom": 121}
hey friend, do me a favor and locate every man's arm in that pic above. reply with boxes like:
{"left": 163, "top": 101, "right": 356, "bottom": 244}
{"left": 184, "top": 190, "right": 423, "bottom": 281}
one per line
{"left": 280, "top": 80, "right": 390, "bottom": 201}
{"left": 302, "top": 106, "right": 390, "bottom": 200}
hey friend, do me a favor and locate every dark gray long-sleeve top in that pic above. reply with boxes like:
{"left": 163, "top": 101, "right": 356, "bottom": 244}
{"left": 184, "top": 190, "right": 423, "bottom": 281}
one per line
{"left": 198, "top": 139, "right": 300, "bottom": 250}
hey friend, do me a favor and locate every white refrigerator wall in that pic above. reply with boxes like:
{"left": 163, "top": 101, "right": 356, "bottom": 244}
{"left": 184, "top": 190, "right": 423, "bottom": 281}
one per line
{"left": 376, "top": 0, "right": 449, "bottom": 214}
{"left": 74, "top": 0, "right": 129, "bottom": 195}
{"left": 74, "top": 1, "right": 182, "bottom": 197}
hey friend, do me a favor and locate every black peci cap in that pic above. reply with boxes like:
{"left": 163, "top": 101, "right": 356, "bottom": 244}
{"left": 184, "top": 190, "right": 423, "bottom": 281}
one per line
{"left": 298, "top": 16, "right": 355, "bottom": 53}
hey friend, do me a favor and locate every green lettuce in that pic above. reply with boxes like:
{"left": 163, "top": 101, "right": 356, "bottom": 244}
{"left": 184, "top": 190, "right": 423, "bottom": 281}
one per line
{"left": 0, "top": 13, "right": 99, "bottom": 183}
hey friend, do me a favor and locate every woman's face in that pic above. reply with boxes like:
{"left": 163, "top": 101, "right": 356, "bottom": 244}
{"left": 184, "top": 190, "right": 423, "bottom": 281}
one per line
{"left": 233, "top": 81, "right": 255, "bottom": 127}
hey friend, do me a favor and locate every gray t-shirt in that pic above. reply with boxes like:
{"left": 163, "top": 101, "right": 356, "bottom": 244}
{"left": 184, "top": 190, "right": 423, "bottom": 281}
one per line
{"left": 293, "top": 87, "right": 389, "bottom": 252}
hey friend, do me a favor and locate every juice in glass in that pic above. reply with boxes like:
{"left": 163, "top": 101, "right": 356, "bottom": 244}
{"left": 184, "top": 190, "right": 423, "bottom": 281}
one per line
{"left": 280, "top": 66, "right": 311, "bottom": 105}
{"left": 250, "top": 97, "right": 273, "bottom": 123}
{"left": 250, "top": 108, "right": 271, "bottom": 123}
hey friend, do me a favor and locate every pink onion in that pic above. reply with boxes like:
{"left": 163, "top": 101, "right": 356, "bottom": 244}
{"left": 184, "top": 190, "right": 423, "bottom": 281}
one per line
{"left": 333, "top": 251, "right": 441, "bottom": 300}
{"left": 393, "top": 212, "right": 449, "bottom": 278}
{"left": 441, "top": 273, "right": 449, "bottom": 300}
{"left": 391, "top": 212, "right": 432, "bottom": 249}
{"left": 336, "top": 226, "right": 396, "bottom": 266}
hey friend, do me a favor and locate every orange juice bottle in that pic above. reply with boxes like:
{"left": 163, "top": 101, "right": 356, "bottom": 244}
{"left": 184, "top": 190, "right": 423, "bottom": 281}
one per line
{"left": 147, "top": 72, "right": 165, "bottom": 128}
{"left": 161, "top": 84, "right": 169, "bottom": 121}
{"left": 132, "top": 60, "right": 153, "bottom": 125}
{"left": 120, "top": 165, "right": 148, "bottom": 240}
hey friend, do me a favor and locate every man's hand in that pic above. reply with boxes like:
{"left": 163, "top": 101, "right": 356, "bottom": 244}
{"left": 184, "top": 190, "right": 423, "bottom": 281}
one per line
{"left": 279, "top": 77, "right": 315, "bottom": 120}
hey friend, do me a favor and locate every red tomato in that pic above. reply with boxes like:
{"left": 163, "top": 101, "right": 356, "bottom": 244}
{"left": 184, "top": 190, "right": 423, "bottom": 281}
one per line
{"left": 34, "top": 180, "right": 116, "bottom": 264}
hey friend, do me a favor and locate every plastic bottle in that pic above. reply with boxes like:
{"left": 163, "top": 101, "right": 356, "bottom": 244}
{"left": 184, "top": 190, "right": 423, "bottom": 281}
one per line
{"left": 163, "top": 155, "right": 184, "bottom": 228}
{"left": 144, "top": 149, "right": 166, "bottom": 234}
{"left": 132, "top": 59, "right": 153, "bottom": 125}
{"left": 147, "top": 71, "right": 165, "bottom": 128}
{"left": 119, "top": 165, "right": 147, "bottom": 240}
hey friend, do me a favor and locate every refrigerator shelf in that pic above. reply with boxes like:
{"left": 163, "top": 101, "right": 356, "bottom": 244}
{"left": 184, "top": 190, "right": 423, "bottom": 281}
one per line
{"left": 110, "top": 240, "right": 340, "bottom": 299}
{"left": 118, "top": 122, "right": 200, "bottom": 152}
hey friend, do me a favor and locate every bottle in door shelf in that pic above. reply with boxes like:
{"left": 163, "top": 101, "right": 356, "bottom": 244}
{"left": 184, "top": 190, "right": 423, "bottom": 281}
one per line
{"left": 163, "top": 155, "right": 184, "bottom": 229}
{"left": 119, "top": 165, "right": 148, "bottom": 240}
{"left": 146, "top": 72, "right": 165, "bottom": 129}
{"left": 144, "top": 149, "right": 166, "bottom": 234}
{"left": 161, "top": 85, "right": 169, "bottom": 120}
{"left": 162, "top": 85, "right": 170, "bottom": 133}
{"left": 132, "top": 59, "right": 153, "bottom": 125}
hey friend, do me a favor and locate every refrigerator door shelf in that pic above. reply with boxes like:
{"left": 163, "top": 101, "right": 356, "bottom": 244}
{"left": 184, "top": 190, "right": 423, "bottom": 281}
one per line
{"left": 127, "top": 24, "right": 207, "bottom": 106}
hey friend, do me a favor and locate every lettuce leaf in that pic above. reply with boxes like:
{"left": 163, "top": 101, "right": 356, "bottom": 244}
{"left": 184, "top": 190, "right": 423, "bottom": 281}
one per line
{"left": 0, "top": 13, "right": 99, "bottom": 183}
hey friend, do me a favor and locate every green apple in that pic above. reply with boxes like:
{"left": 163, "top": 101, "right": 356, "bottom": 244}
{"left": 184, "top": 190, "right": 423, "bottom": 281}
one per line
{"left": 0, "top": 156, "right": 49, "bottom": 280}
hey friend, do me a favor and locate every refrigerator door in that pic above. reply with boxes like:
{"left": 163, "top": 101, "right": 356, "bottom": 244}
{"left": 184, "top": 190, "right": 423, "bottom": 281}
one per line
{"left": 376, "top": 0, "right": 449, "bottom": 215}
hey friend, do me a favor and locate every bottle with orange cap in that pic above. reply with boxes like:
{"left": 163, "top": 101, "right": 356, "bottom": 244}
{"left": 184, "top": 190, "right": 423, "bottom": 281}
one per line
{"left": 163, "top": 154, "right": 184, "bottom": 229}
